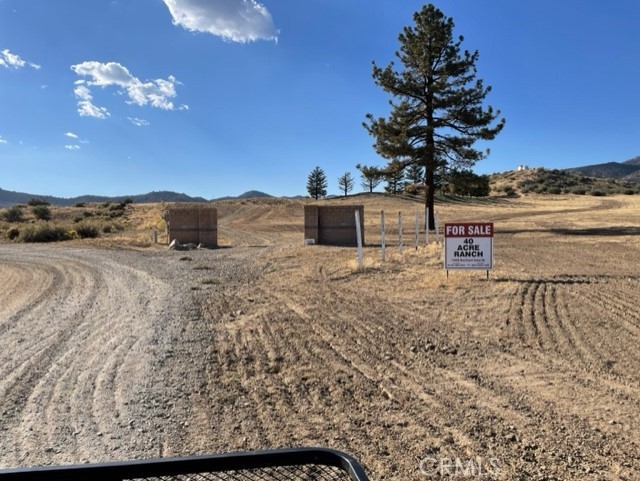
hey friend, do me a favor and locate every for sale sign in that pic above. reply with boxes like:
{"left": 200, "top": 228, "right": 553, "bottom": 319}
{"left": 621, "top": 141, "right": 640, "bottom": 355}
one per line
{"left": 444, "top": 222, "right": 494, "bottom": 270}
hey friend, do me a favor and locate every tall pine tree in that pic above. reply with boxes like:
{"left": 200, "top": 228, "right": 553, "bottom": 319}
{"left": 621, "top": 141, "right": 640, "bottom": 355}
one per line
{"left": 364, "top": 4, "right": 504, "bottom": 228}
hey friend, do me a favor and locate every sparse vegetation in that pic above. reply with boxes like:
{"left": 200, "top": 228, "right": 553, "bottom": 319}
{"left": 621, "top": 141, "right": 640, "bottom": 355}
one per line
{"left": 493, "top": 167, "right": 637, "bottom": 196}
{"left": 0, "top": 201, "right": 148, "bottom": 244}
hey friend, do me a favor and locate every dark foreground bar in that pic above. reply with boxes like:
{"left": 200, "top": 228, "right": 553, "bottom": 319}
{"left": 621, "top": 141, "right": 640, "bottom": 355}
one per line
{"left": 0, "top": 447, "right": 370, "bottom": 481}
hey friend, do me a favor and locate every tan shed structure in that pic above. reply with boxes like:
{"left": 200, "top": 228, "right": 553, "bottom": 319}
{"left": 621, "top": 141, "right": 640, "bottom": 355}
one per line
{"left": 304, "top": 205, "right": 364, "bottom": 246}
{"left": 168, "top": 205, "right": 217, "bottom": 248}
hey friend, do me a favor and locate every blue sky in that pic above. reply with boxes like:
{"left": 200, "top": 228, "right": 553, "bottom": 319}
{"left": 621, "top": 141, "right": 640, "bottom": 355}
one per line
{"left": 1, "top": 0, "right": 639, "bottom": 199}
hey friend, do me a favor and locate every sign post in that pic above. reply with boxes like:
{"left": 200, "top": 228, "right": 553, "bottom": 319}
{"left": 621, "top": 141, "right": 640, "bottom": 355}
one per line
{"left": 444, "top": 222, "right": 494, "bottom": 276}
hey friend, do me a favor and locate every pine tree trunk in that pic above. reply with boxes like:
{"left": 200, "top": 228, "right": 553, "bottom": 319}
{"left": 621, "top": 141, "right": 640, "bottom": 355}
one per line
{"left": 425, "top": 167, "right": 435, "bottom": 230}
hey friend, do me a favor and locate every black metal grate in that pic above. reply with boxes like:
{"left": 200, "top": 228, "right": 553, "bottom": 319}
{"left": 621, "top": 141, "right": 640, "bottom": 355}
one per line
{"left": 127, "top": 464, "right": 350, "bottom": 481}
{"left": 0, "top": 448, "right": 370, "bottom": 481}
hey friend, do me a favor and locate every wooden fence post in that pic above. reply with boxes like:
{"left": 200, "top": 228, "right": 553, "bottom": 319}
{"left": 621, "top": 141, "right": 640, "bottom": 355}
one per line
{"left": 381, "top": 210, "right": 386, "bottom": 262}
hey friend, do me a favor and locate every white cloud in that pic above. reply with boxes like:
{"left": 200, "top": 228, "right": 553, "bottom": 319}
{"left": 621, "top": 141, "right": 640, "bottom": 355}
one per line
{"left": 65, "top": 132, "right": 79, "bottom": 139}
{"left": 128, "top": 117, "right": 150, "bottom": 127}
{"left": 0, "top": 135, "right": 7, "bottom": 144}
{"left": 72, "top": 82, "right": 110, "bottom": 119}
{"left": 70, "top": 61, "right": 187, "bottom": 117}
{"left": 0, "top": 49, "right": 40, "bottom": 70}
{"left": 162, "top": 0, "right": 277, "bottom": 43}
{"left": 65, "top": 144, "right": 81, "bottom": 150}
{"left": 77, "top": 100, "right": 110, "bottom": 119}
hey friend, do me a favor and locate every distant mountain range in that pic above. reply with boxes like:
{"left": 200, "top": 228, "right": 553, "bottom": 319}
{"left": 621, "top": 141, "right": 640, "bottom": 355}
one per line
{"left": 213, "top": 190, "right": 273, "bottom": 201}
{"left": 565, "top": 156, "right": 640, "bottom": 182}
{"left": 0, "top": 187, "right": 272, "bottom": 207}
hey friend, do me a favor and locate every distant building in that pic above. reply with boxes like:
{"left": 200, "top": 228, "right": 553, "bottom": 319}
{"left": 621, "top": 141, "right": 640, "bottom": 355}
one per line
{"left": 516, "top": 165, "right": 529, "bottom": 171}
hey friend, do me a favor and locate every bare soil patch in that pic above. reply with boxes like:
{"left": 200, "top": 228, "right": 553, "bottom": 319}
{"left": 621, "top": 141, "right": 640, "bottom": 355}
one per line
{"left": 1, "top": 194, "right": 640, "bottom": 480}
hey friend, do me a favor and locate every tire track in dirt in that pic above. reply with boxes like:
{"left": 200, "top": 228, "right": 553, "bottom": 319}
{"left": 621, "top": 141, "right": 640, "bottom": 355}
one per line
{"left": 565, "top": 284, "right": 640, "bottom": 380}
{"left": 0, "top": 246, "right": 184, "bottom": 467}
{"left": 325, "top": 277, "right": 640, "bottom": 476}
{"left": 262, "top": 281, "right": 512, "bottom": 467}
{"left": 506, "top": 278, "right": 612, "bottom": 370}
{"left": 199, "top": 276, "right": 443, "bottom": 472}
{"left": 212, "top": 292, "right": 413, "bottom": 469}
{"left": 589, "top": 287, "right": 640, "bottom": 338}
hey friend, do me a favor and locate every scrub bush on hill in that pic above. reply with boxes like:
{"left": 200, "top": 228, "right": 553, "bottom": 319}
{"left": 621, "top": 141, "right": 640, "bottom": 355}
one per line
{"left": 2, "top": 206, "right": 24, "bottom": 222}
{"left": 27, "top": 198, "right": 50, "bottom": 206}
{"left": 75, "top": 223, "right": 99, "bottom": 238}
{"left": 5, "top": 227, "right": 20, "bottom": 240}
{"left": 32, "top": 205, "right": 52, "bottom": 221}
{"left": 20, "top": 224, "right": 70, "bottom": 243}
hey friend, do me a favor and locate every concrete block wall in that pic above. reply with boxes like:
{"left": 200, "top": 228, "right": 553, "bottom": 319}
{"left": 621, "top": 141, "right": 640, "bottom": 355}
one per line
{"left": 304, "top": 205, "right": 364, "bottom": 246}
{"left": 168, "top": 205, "right": 218, "bottom": 248}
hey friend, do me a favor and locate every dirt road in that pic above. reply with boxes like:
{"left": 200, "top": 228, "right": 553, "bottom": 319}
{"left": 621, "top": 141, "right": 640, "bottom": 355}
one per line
{"left": 1, "top": 195, "right": 640, "bottom": 480}
{"left": 0, "top": 244, "right": 261, "bottom": 467}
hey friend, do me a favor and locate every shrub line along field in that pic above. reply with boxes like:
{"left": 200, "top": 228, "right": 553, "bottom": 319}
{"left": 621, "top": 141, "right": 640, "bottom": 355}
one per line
{"left": 1, "top": 193, "right": 640, "bottom": 480}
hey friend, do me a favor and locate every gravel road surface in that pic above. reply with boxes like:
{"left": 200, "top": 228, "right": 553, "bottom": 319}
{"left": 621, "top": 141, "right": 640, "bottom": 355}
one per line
{"left": 0, "top": 244, "right": 258, "bottom": 468}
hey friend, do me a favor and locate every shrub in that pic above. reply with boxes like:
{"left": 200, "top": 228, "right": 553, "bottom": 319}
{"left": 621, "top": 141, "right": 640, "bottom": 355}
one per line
{"left": 571, "top": 187, "right": 586, "bottom": 195}
{"left": 622, "top": 189, "right": 635, "bottom": 195}
{"left": 83, "top": 211, "right": 94, "bottom": 218}
{"left": 2, "top": 206, "right": 24, "bottom": 222}
{"left": 74, "top": 202, "right": 86, "bottom": 208}
{"left": 123, "top": 197, "right": 134, "bottom": 204}
{"left": 590, "top": 190, "right": 606, "bottom": 197}
{"left": 547, "top": 187, "right": 562, "bottom": 195}
{"left": 75, "top": 223, "right": 100, "bottom": 238}
{"left": 102, "top": 224, "right": 113, "bottom": 234}
{"left": 5, "top": 227, "right": 20, "bottom": 240}
{"left": 73, "top": 216, "right": 84, "bottom": 223}
{"left": 27, "top": 198, "right": 50, "bottom": 206}
{"left": 20, "top": 224, "right": 69, "bottom": 243}
{"left": 32, "top": 205, "right": 52, "bottom": 221}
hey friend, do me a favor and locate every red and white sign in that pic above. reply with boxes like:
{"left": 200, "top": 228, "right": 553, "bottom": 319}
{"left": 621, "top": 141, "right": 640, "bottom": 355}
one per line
{"left": 444, "top": 222, "right": 494, "bottom": 270}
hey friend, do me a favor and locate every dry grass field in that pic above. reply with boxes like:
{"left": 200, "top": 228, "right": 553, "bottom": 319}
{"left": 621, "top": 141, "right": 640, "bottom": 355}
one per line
{"left": 185, "top": 194, "right": 640, "bottom": 479}
{"left": 1, "top": 193, "right": 640, "bottom": 480}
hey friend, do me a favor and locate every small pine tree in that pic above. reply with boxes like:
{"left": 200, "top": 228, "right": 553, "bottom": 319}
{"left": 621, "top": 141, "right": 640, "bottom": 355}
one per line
{"left": 307, "top": 166, "right": 328, "bottom": 200}
{"left": 356, "top": 163, "right": 383, "bottom": 193}
{"left": 384, "top": 163, "right": 406, "bottom": 195}
{"left": 405, "top": 164, "right": 425, "bottom": 185}
{"left": 338, "top": 172, "right": 355, "bottom": 197}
